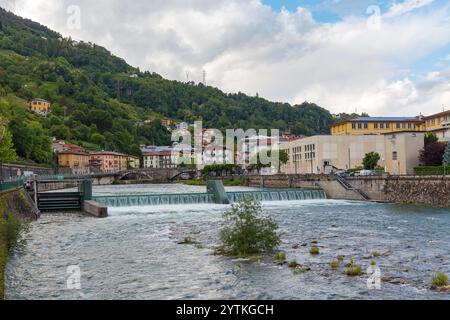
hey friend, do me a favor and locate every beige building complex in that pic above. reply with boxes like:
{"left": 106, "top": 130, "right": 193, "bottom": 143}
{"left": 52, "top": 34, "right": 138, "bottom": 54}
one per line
{"left": 280, "top": 131, "right": 424, "bottom": 175}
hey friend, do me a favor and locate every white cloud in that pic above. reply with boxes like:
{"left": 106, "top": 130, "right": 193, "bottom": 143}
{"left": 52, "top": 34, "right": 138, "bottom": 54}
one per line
{"left": 385, "top": 0, "right": 434, "bottom": 18}
{"left": 8, "top": 0, "right": 450, "bottom": 117}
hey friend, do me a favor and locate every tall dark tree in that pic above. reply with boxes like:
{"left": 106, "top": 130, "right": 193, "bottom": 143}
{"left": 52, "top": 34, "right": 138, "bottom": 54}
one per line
{"left": 419, "top": 142, "right": 446, "bottom": 166}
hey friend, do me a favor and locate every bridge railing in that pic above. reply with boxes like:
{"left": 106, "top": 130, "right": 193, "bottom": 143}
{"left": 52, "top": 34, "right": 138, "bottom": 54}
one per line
{"left": 36, "top": 173, "right": 117, "bottom": 181}
{"left": 0, "top": 177, "right": 26, "bottom": 192}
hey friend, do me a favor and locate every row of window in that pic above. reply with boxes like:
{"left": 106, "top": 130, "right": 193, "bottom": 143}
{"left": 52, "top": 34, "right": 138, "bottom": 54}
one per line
{"left": 351, "top": 122, "right": 418, "bottom": 130}
{"left": 426, "top": 116, "right": 450, "bottom": 126}
{"left": 290, "top": 144, "right": 316, "bottom": 163}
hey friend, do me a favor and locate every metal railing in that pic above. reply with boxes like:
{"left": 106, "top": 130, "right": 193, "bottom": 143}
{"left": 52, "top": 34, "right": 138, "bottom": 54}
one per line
{"left": 0, "top": 177, "right": 26, "bottom": 192}
{"left": 334, "top": 174, "right": 370, "bottom": 200}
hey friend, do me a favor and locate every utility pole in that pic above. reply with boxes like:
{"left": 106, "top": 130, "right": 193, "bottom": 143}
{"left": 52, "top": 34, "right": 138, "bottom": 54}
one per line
{"left": 202, "top": 70, "right": 206, "bottom": 86}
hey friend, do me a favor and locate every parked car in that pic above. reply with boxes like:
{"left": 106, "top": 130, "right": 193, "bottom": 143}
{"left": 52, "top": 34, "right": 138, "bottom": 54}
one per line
{"left": 357, "top": 170, "right": 384, "bottom": 176}
{"left": 179, "top": 173, "right": 191, "bottom": 180}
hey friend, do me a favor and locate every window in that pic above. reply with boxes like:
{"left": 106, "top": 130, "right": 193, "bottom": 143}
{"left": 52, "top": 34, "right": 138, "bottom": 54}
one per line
{"left": 392, "top": 152, "right": 398, "bottom": 161}
{"left": 352, "top": 123, "right": 356, "bottom": 129}
{"left": 380, "top": 123, "right": 385, "bottom": 129}
{"left": 386, "top": 123, "right": 390, "bottom": 129}
{"left": 364, "top": 123, "right": 368, "bottom": 129}
{"left": 396, "top": 123, "right": 401, "bottom": 129}
{"left": 374, "top": 123, "right": 379, "bottom": 129}
{"left": 408, "top": 123, "right": 412, "bottom": 129}
{"left": 357, "top": 123, "right": 362, "bottom": 129}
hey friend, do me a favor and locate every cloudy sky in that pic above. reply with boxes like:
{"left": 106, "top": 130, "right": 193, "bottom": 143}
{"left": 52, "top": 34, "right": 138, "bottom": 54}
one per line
{"left": 4, "top": 0, "right": 450, "bottom": 116}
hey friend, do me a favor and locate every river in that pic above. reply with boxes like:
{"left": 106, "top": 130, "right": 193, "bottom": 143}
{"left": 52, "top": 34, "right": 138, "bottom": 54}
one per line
{"left": 5, "top": 184, "right": 450, "bottom": 300}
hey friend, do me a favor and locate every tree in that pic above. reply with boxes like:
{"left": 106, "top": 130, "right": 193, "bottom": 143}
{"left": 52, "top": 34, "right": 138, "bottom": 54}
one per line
{"left": 0, "top": 117, "right": 17, "bottom": 163}
{"left": 425, "top": 132, "right": 439, "bottom": 145}
{"left": 362, "top": 152, "right": 380, "bottom": 170}
{"left": 220, "top": 199, "right": 280, "bottom": 257}
{"left": 443, "top": 143, "right": 450, "bottom": 173}
{"left": 420, "top": 142, "right": 446, "bottom": 166}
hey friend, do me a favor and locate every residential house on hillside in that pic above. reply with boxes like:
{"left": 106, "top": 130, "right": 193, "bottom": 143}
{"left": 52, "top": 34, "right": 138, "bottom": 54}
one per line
{"left": 161, "top": 117, "right": 172, "bottom": 127}
{"left": 52, "top": 139, "right": 86, "bottom": 153}
{"left": 29, "top": 98, "right": 51, "bottom": 117}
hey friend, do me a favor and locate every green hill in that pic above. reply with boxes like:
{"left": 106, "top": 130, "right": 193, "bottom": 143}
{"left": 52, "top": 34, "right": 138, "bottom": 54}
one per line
{"left": 0, "top": 8, "right": 335, "bottom": 165}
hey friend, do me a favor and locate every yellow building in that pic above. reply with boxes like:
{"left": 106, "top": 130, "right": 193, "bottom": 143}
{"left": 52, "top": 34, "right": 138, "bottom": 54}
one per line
{"left": 112, "top": 153, "right": 128, "bottom": 171}
{"left": 58, "top": 151, "right": 90, "bottom": 175}
{"left": 127, "top": 155, "right": 141, "bottom": 169}
{"left": 331, "top": 117, "right": 425, "bottom": 136}
{"left": 29, "top": 99, "right": 51, "bottom": 116}
{"left": 423, "top": 110, "right": 450, "bottom": 142}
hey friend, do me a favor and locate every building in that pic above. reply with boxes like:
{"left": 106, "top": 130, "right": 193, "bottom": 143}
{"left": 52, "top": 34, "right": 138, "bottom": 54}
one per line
{"left": 52, "top": 140, "right": 85, "bottom": 153}
{"left": 423, "top": 110, "right": 450, "bottom": 142}
{"left": 114, "top": 153, "right": 128, "bottom": 171}
{"left": 127, "top": 155, "right": 140, "bottom": 169}
{"left": 239, "top": 135, "right": 279, "bottom": 168}
{"left": 280, "top": 132, "right": 424, "bottom": 175}
{"left": 89, "top": 152, "right": 116, "bottom": 173}
{"left": 29, "top": 99, "right": 51, "bottom": 116}
{"left": 383, "top": 131, "right": 425, "bottom": 175}
{"left": 330, "top": 117, "right": 425, "bottom": 136}
{"left": 161, "top": 117, "right": 172, "bottom": 127}
{"left": 143, "top": 149, "right": 176, "bottom": 169}
{"left": 57, "top": 151, "right": 90, "bottom": 175}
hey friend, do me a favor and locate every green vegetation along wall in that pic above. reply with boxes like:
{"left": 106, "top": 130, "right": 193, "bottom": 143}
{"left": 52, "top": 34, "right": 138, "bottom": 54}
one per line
{"left": 0, "top": 8, "right": 336, "bottom": 165}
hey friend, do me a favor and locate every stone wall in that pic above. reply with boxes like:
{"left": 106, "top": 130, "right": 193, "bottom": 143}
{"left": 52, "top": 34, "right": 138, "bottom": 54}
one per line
{"left": 383, "top": 176, "right": 450, "bottom": 207}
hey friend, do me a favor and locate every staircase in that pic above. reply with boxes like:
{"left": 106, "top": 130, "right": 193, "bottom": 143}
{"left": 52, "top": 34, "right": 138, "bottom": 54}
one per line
{"left": 334, "top": 174, "right": 370, "bottom": 200}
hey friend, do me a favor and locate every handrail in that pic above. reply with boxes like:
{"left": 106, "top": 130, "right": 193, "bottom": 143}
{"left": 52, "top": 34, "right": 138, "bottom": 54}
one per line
{"left": 333, "top": 174, "right": 370, "bottom": 200}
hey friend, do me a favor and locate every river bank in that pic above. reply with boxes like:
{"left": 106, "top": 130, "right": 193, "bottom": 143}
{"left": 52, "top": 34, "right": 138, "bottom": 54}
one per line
{"left": 0, "top": 188, "right": 39, "bottom": 299}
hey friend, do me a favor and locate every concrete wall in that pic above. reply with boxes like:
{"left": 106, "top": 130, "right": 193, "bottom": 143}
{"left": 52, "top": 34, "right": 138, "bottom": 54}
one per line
{"left": 384, "top": 132, "right": 424, "bottom": 175}
{"left": 84, "top": 200, "right": 108, "bottom": 218}
{"left": 244, "top": 174, "right": 364, "bottom": 200}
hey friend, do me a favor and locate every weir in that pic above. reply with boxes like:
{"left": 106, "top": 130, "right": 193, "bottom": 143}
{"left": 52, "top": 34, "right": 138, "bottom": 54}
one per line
{"left": 92, "top": 188, "right": 327, "bottom": 208}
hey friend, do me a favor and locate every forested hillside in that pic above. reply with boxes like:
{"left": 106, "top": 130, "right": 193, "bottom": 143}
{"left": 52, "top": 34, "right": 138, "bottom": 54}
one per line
{"left": 0, "top": 8, "right": 335, "bottom": 165}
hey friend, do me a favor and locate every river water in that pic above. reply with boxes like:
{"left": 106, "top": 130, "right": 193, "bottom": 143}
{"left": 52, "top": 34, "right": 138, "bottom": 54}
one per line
{"left": 5, "top": 184, "right": 450, "bottom": 300}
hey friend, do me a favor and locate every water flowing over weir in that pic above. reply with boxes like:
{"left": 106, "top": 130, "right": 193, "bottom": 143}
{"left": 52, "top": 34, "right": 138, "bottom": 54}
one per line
{"left": 92, "top": 189, "right": 327, "bottom": 207}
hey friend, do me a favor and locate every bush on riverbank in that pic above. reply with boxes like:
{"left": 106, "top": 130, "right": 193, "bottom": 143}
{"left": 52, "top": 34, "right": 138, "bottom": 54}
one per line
{"left": 0, "top": 212, "right": 28, "bottom": 299}
{"left": 220, "top": 199, "right": 280, "bottom": 257}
